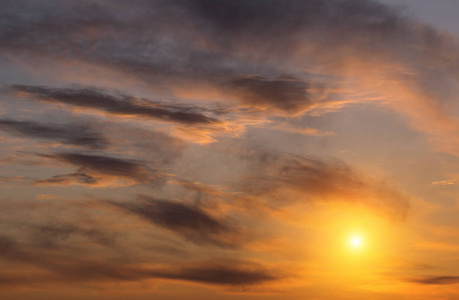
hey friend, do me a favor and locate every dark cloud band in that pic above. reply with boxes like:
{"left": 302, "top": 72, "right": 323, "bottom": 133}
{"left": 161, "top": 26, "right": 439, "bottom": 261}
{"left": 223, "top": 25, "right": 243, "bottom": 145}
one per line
{"left": 10, "top": 85, "right": 221, "bottom": 125}
{"left": 108, "top": 196, "right": 242, "bottom": 247}
{"left": 0, "top": 119, "right": 108, "bottom": 149}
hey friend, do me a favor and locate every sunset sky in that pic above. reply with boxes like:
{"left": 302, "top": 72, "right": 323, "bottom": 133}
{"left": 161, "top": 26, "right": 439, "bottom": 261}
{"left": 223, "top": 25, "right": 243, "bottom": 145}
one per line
{"left": 1, "top": 1, "right": 459, "bottom": 299}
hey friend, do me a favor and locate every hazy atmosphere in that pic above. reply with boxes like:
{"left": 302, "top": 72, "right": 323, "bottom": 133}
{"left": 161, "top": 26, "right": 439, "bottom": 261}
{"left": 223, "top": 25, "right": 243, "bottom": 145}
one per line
{"left": 1, "top": 0, "right": 459, "bottom": 299}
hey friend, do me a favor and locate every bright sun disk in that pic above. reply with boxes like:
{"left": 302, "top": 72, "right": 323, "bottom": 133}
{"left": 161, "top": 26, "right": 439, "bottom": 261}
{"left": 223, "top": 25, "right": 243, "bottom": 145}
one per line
{"left": 349, "top": 234, "right": 363, "bottom": 250}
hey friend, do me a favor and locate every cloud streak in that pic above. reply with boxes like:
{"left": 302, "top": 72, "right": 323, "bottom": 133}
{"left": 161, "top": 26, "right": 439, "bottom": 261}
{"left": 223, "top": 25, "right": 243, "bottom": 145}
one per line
{"left": 234, "top": 150, "right": 410, "bottom": 219}
{"left": 36, "top": 152, "right": 162, "bottom": 186}
{"left": 408, "top": 276, "right": 459, "bottom": 285}
{"left": 108, "top": 196, "right": 243, "bottom": 247}
{"left": 10, "top": 85, "right": 221, "bottom": 125}
{"left": 34, "top": 170, "right": 98, "bottom": 186}
{"left": 225, "top": 75, "right": 312, "bottom": 113}
{"left": 0, "top": 234, "right": 278, "bottom": 287}
{"left": 0, "top": 118, "right": 108, "bottom": 149}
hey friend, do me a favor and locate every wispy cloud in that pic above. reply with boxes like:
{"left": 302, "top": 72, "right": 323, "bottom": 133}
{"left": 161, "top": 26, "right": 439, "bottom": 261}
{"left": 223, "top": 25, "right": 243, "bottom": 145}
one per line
{"left": 232, "top": 149, "right": 410, "bottom": 219}
{"left": 107, "top": 196, "right": 245, "bottom": 247}
{"left": 10, "top": 85, "right": 221, "bottom": 125}
{"left": 0, "top": 118, "right": 108, "bottom": 149}
{"left": 408, "top": 276, "right": 459, "bottom": 285}
{"left": 34, "top": 170, "right": 98, "bottom": 186}
{"left": 35, "top": 152, "right": 162, "bottom": 186}
{"left": 225, "top": 76, "right": 313, "bottom": 114}
{"left": 0, "top": 234, "right": 278, "bottom": 287}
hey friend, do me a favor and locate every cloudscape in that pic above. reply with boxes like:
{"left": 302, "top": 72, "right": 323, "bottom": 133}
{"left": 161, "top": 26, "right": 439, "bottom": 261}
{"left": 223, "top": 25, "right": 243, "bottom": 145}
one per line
{"left": 1, "top": 0, "right": 459, "bottom": 299}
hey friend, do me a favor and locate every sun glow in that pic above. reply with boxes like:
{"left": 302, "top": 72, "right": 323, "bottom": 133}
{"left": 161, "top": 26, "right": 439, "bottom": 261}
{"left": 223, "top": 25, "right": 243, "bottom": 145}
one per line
{"left": 349, "top": 234, "right": 363, "bottom": 250}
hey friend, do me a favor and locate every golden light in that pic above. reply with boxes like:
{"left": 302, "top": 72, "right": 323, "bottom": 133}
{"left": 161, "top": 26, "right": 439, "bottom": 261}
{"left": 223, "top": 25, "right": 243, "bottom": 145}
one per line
{"left": 301, "top": 205, "right": 403, "bottom": 279}
{"left": 294, "top": 202, "right": 415, "bottom": 298}
{"left": 349, "top": 234, "right": 363, "bottom": 250}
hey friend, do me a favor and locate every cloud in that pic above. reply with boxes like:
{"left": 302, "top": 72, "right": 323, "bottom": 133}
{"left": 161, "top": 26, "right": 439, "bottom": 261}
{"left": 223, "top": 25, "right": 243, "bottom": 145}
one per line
{"left": 0, "top": 234, "right": 278, "bottom": 287}
{"left": 150, "top": 263, "right": 279, "bottom": 286}
{"left": 1, "top": 0, "right": 456, "bottom": 89}
{"left": 37, "top": 152, "right": 161, "bottom": 186}
{"left": 34, "top": 170, "right": 98, "bottom": 186}
{"left": 2, "top": 0, "right": 458, "bottom": 148}
{"left": 6, "top": 84, "right": 244, "bottom": 145}
{"left": 171, "top": 179, "right": 228, "bottom": 197}
{"left": 108, "top": 196, "right": 243, "bottom": 247}
{"left": 10, "top": 85, "right": 221, "bottom": 125}
{"left": 225, "top": 76, "right": 312, "bottom": 114}
{"left": 102, "top": 123, "right": 185, "bottom": 164}
{"left": 431, "top": 179, "right": 456, "bottom": 187}
{"left": 234, "top": 150, "right": 410, "bottom": 219}
{"left": 1, "top": 0, "right": 458, "bottom": 295}
{"left": 31, "top": 222, "right": 117, "bottom": 248}
{"left": 408, "top": 276, "right": 459, "bottom": 285}
{"left": 0, "top": 118, "right": 108, "bottom": 149}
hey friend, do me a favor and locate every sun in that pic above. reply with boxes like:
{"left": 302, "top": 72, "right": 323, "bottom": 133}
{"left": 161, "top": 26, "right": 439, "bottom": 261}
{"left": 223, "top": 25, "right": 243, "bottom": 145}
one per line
{"left": 349, "top": 234, "right": 364, "bottom": 250}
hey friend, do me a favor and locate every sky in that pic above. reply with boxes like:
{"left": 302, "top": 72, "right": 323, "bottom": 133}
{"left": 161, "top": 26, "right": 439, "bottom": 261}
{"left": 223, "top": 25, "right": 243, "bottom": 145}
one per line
{"left": 0, "top": 0, "right": 459, "bottom": 299}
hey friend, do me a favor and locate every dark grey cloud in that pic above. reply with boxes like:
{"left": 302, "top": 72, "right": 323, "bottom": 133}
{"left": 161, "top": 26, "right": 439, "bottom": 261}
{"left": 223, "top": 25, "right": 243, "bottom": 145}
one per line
{"left": 10, "top": 85, "right": 221, "bottom": 125}
{"left": 0, "top": 0, "right": 262, "bottom": 85}
{"left": 1, "top": 0, "right": 456, "bottom": 120}
{"left": 108, "top": 196, "right": 241, "bottom": 247}
{"left": 183, "top": 0, "right": 405, "bottom": 42}
{"left": 3, "top": 0, "right": 457, "bottom": 166}
{"left": 1, "top": 1, "right": 456, "bottom": 82}
{"left": 0, "top": 119, "right": 108, "bottom": 149}
{"left": 0, "top": 0, "right": 408, "bottom": 63}
{"left": 0, "top": 0, "right": 415, "bottom": 114}
{"left": 408, "top": 276, "right": 459, "bottom": 285}
{"left": 151, "top": 263, "right": 279, "bottom": 286}
{"left": 39, "top": 152, "right": 159, "bottom": 185}
{"left": 225, "top": 76, "right": 312, "bottom": 113}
